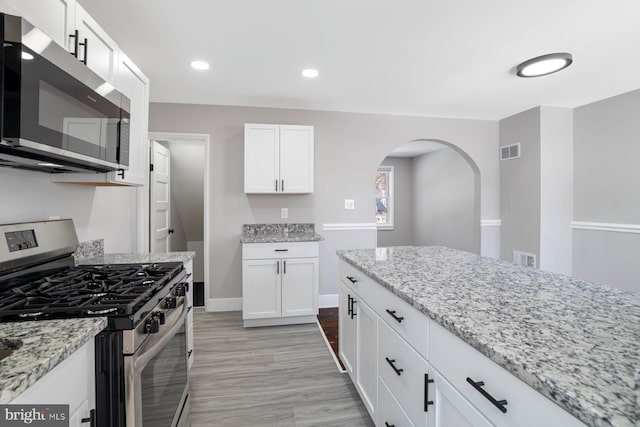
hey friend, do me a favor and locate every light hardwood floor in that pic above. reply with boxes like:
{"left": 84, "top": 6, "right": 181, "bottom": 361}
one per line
{"left": 189, "top": 310, "right": 374, "bottom": 427}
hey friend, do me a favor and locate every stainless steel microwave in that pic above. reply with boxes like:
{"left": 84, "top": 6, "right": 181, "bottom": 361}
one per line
{"left": 0, "top": 13, "right": 130, "bottom": 173}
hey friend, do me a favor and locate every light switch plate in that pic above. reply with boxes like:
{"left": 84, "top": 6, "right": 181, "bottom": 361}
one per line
{"left": 344, "top": 199, "right": 355, "bottom": 210}
{"left": 281, "top": 208, "right": 288, "bottom": 219}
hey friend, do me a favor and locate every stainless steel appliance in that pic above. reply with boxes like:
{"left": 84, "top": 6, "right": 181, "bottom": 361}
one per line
{"left": 0, "top": 219, "right": 190, "bottom": 427}
{"left": 0, "top": 13, "right": 130, "bottom": 173}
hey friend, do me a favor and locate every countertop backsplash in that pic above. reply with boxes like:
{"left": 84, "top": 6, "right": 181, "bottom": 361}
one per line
{"left": 73, "top": 239, "right": 104, "bottom": 264}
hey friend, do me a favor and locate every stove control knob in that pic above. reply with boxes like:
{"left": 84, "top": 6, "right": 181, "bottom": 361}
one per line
{"left": 144, "top": 317, "right": 160, "bottom": 334}
{"left": 152, "top": 310, "right": 165, "bottom": 325}
{"left": 175, "top": 284, "right": 186, "bottom": 296}
{"left": 164, "top": 296, "right": 177, "bottom": 309}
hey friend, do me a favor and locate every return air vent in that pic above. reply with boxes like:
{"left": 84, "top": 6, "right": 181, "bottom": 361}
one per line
{"left": 513, "top": 250, "right": 536, "bottom": 268}
{"left": 500, "top": 143, "right": 521, "bottom": 160}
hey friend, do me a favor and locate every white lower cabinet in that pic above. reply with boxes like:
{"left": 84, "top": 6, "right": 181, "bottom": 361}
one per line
{"left": 184, "top": 259, "right": 194, "bottom": 370}
{"left": 11, "top": 339, "right": 96, "bottom": 426}
{"left": 337, "top": 259, "right": 586, "bottom": 427}
{"left": 242, "top": 242, "right": 318, "bottom": 327}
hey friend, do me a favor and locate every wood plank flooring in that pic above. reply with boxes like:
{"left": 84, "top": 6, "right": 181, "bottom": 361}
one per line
{"left": 317, "top": 307, "right": 346, "bottom": 371}
{"left": 189, "top": 310, "right": 374, "bottom": 427}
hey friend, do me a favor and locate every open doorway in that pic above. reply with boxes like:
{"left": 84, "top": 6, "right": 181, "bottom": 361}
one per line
{"left": 376, "top": 139, "right": 481, "bottom": 253}
{"left": 149, "top": 132, "right": 210, "bottom": 306}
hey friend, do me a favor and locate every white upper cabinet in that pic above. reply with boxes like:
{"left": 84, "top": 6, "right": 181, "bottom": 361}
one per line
{"left": 244, "top": 124, "right": 314, "bottom": 194}
{"left": 5, "top": 0, "right": 76, "bottom": 50}
{"left": 73, "top": 3, "right": 119, "bottom": 83}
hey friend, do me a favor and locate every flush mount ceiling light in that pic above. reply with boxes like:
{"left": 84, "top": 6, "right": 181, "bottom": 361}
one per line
{"left": 301, "top": 68, "right": 319, "bottom": 78}
{"left": 190, "top": 60, "right": 210, "bottom": 71}
{"left": 516, "top": 52, "right": 573, "bottom": 78}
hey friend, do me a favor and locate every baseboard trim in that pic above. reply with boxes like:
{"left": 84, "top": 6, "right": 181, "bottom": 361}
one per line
{"left": 319, "top": 293, "right": 339, "bottom": 308}
{"left": 481, "top": 219, "right": 502, "bottom": 227}
{"left": 244, "top": 315, "right": 317, "bottom": 327}
{"left": 321, "top": 223, "right": 377, "bottom": 231}
{"left": 571, "top": 221, "right": 640, "bottom": 234}
{"left": 206, "top": 297, "right": 242, "bottom": 312}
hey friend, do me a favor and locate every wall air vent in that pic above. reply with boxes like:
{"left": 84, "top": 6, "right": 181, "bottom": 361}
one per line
{"left": 500, "top": 143, "right": 521, "bottom": 160}
{"left": 513, "top": 250, "right": 536, "bottom": 268}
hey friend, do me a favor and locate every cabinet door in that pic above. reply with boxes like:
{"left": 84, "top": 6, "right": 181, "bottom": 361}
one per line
{"left": 113, "top": 52, "right": 149, "bottom": 186}
{"left": 339, "top": 284, "right": 357, "bottom": 379}
{"left": 242, "top": 259, "right": 281, "bottom": 319}
{"left": 356, "top": 297, "right": 378, "bottom": 421}
{"left": 75, "top": 3, "right": 118, "bottom": 83}
{"left": 5, "top": 0, "right": 75, "bottom": 51}
{"left": 433, "top": 372, "right": 493, "bottom": 427}
{"left": 244, "top": 124, "right": 280, "bottom": 193}
{"left": 281, "top": 257, "right": 318, "bottom": 317}
{"left": 279, "top": 125, "right": 314, "bottom": 193}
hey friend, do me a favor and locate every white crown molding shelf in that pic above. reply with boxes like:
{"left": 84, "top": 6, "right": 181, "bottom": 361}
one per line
{"left": 480, "top": 219, "right": 502, "bottom": 227}
{"left": 321, "top": 223, "right": 377, "bottom": 231}
{"left": 571, "top": 221, "right": 640, "bottom": 234}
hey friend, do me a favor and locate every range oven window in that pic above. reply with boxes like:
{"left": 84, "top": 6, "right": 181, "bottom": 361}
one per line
{"left": 140, "top": 320, "right": 188, "bottom": 427}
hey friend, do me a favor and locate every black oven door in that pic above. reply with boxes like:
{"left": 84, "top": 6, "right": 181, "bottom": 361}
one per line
{"left": 124, "top": 303, "right": 190, "bottom": 427}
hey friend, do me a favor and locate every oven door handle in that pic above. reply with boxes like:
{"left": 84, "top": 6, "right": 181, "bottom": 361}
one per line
{"left": 133, "top": 301, "right": 187, "bottom": 371}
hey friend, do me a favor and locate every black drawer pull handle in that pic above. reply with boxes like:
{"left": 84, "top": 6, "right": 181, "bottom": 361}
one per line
{"left": 386, "top": 309, "right": 404, "bottom": 323}
{"left": 346, "top": 276, "right": 358, "bottom": 283}
{"left": 275, "top": 249, "right": 289, "bottom": 252}
{"left": 188, "top": 349, "right": 193, "bottom": 357}
{"left": 466, "top": 377, "right": 508, "bottom": 413}
{"left": 347, "top": 294, "right": 352, "bottom": 316}
{"left": 385, "top": 357, "right": 403, "bottom": 376}
{"left": 385, "top": 423, "right": 395, "bottom": 427}
{"left": 424, "top": 373, "right": 434, "bottom": 411}
{"left": 350, "top": 299, "right": 357, "bottom": 319}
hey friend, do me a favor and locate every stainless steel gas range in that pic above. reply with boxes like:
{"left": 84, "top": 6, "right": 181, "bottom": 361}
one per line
{"left": 0, "top": 219, "right": 190, "bottom": 427}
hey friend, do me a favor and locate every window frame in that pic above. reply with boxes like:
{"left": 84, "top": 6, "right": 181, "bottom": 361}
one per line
{"left": 375, "top": 166, "right": 394, "bottom": 230}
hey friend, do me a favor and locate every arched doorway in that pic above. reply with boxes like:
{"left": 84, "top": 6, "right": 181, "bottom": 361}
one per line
{"left": 375, "top": 139, "right": 481, "bottom": 253}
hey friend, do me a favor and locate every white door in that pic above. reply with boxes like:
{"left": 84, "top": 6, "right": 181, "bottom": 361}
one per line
{"left": 281, "top": 257, "right": 318, "bottom": 317}
{"left": 6, "top": 0, "right": 75, "bottom": 51}
{"left": 244, "top": 124, "right": 280, "bottom": 193}
{"left": 242, "top": 259, "right": 281, "bottom": 319}
{"left": 339, "top": 284, "right": 357, "bottom": 380}
{"left": 149, "top": 141, "right": 171, "bottom": 253}
{"left": 74, "top": 3, "right": 118, "bottom": 82}
{"left": 279, "top": 125, "right": 314, "bottom": 193}
{"left": 356, "top": 297, "right": 378, "bottom": 421}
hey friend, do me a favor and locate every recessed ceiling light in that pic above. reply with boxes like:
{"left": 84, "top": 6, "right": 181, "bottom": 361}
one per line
{"left": 190, "top": 60, "right": 210, "bottom": 71}
{"left": 21, "top": 51, "right": 34, "bottom": 60}
{"left": 37, "top": 162, "right": 63, "bottom": 168}
{"left": 516, "top": 53, "right": 573, "bottom": 78}
{"left": 301, "top": 68, "right": 319, "bottom": 78}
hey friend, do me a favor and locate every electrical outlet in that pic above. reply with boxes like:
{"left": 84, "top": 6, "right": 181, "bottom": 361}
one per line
{"left": 281, "top": 208, "right": 288, "bottom": 219}
{"left": 344, "top": 199, "right": 355, "bottom": 210}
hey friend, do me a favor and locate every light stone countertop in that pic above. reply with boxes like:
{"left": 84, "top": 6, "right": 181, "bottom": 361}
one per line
{"left": 336, "top": 246, "right": 640, "bottom": 427}
{"left": 240, "top": 223, "right": 324, "bottom": 243}
{"left": 77, "top": 251, "right": 196, "bottom": 266}
{"left": 0, "top": 318, "right": 107, "bottom": 403}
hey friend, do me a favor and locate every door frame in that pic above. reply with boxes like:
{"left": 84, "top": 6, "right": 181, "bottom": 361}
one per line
{"left": 147, "top": 132, "right": 211, "bottom": 305}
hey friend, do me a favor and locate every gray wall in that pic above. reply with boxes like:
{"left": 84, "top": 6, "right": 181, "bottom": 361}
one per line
{"left": 377, "top": 156, "right": 414, "bottom": 247}
{"left": 0, "top": 168, "right": 139, "bottom": 252}
{"left": 572, "top": 89, "right": 640, "bottom": 291}
{"left": 149, "top": 103, "right": 499, "bottom": 302}
{"left": 500, "top": 108, "right": 541, "bottom": 262}
{"left": 412, "top": 148, "right": 477, "bottom": 253}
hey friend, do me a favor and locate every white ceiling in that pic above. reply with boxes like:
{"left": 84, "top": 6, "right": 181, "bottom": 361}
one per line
{"left": 78, "top": 0, "right": 640, "bottom": 120}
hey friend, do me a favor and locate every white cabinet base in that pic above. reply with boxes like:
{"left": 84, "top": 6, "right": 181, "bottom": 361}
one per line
{"left": 243, "top": 314, "right": 317, "bottom": 328}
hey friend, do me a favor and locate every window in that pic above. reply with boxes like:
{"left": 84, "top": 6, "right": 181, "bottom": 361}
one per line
{"left": 375, "top": 166, "right": 394, "bottom": 229}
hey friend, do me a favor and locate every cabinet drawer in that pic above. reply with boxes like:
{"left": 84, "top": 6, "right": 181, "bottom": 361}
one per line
{"left": 429, "top": 321, "right": 586, "bottom": 427}
{"left": 378, "top": 377, "right": 415, "bottom": 427}
{"left": 378, "top": 285, "right": 428, "bottom": 359}
{"left": 378, "top": 320, "right": 429, "bottom": 427}
{"left": 339, "top": 260, "right": 379, "bottom": 308}
{"left": 242, "top": 242, "right": 319, "bottom": 259}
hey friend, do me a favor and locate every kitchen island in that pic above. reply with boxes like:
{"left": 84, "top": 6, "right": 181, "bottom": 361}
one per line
{"left": 337, "top": 246, "right": 639, "bottom": 427}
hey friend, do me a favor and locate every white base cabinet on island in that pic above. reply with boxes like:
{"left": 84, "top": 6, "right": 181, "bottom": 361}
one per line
{"left": 242, "top": 242, "right": 319, "bottom": 327}
{"left": 338, "top": 258, "right": 587, "bottom": 427}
